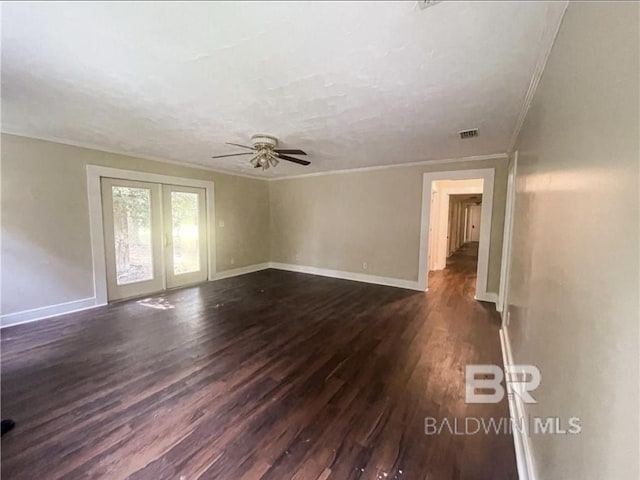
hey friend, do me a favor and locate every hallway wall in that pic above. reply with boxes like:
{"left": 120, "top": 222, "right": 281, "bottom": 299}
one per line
{"left": 506, "top": 2, "right": 639, "bottom": 479}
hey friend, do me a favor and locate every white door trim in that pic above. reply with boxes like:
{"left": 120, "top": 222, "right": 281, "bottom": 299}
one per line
{"left": 497, "top": 151, "right": 518, "bottom": 317}
{"left": 86, "top": 165, "right": 216, "bottom": 305}
{"left": 418, "top": 168, "right": 495, "bottom": 300}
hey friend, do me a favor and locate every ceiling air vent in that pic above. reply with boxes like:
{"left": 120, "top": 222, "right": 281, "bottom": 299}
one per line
{"left": 459, "top": 129, "right": 479, "bottom": 139}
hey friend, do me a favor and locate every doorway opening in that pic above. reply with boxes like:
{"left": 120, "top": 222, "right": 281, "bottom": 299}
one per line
{"left": 418, "top": 168, "right": 495, "bottom": 302}
{"left": 427, "top": 179, "right": 483, "bottom": 297}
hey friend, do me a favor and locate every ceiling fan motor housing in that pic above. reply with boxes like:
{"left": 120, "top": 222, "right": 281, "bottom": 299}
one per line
{"left": 251, "top": 134, "right": 278, "bottom": 150}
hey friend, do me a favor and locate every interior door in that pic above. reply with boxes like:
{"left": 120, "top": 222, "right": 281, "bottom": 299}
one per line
{"left": 468, "top": 205, "right": 482, "bottom": 242}
{"left": 101, "top": 178, "right": 164, "bottom": 300}
{"left": 163, "top": 185, "right": 208, "bottom": 289}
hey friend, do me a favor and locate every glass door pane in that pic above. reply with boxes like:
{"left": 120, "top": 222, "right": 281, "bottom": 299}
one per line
{"left": 112, "top": 186, "right": 154, "bottom": 284}
{"left": 101, "top": 178, "right": 164, "bottom": 301}
{"left": 170, "top": 191, "right": 200, "bottom": 275}
{"left": 163, "top": 185, "right": 207, "bottom": 289}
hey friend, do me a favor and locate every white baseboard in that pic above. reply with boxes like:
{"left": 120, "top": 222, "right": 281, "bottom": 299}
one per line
{"left": 2, "top": 261, "right": 491, "bottom": 328}
{"left": 500, "top": 327, "right": 536, "bottom": 480}
{"left": 214, "top": 263, "right": 271, "bottom": 280}
{"left": 268, "top": 262, "right": 423, "bottom": 291}
{"left": 0, "top": 264, "right": 272, "bottom": 329}
{"left": 475, "top": 291, "right": 498, "bottom": 304}
{"left": 0, "top": 297, "right": 101, "bottom": 328}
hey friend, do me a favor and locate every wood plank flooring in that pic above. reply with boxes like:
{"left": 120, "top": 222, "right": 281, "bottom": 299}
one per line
{"left": 1, "top": 243, "right": 516, "bottom": 479}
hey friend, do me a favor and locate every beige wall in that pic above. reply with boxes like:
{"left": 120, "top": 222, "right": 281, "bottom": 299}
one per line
{"left": 269, "top": 158, "right": 507, "bottom": 293}
{"left": 1, "top": 133, "right": 505, "bottom": 318}
{"left": 1, "top": 134, "right": 270, "bottom": 315}
{"left": 507, "top": 3, "right": 639, "bottom": 479}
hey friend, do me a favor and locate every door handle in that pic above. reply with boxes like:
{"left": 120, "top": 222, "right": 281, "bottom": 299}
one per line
{"left": 164, "top": 234, "right": 171, "bottom": 247}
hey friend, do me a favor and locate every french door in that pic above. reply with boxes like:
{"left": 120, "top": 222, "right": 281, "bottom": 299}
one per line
{"left": 162, "top": 185, "right": 207, "bottom": 289}
{"left": 101, "top": 178, "right": 208, "bottom": 301}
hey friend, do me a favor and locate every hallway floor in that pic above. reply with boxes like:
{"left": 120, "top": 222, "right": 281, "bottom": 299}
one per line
{"left": 1, "top": 256, "right": 516, "bottom": 479}
{"left": 429, "top": 242, "right": 480, "bottom": 301}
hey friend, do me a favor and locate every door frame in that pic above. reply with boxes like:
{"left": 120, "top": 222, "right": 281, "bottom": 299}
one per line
{"left": 87, "top": 165, "right": 216, "bottom": 305}
{"left": 418, "top": 168, "right": 495, "bottom": 301}
{"left": 497, "top": 151, "right": 518, "bottom": 318}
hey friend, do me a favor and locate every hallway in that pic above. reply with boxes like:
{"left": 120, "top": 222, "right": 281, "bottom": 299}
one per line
{"left": 429, "top": 242, "right": 480, "bottom": 301}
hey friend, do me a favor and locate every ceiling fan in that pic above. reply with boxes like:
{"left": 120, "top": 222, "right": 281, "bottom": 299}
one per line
{"left": 212, "top": 134, "right": 310, "bottom": 170}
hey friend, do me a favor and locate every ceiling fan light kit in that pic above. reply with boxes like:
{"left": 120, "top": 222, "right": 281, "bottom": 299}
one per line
{"left": 211, "top": 134, "right": 310, "bottom": 171}
{"left": 249, "top": 134, "right": 279, "bottom": 170}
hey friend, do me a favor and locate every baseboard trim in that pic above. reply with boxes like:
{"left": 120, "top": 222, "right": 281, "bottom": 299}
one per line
{"left": 1, "top": 297, "right": 102, "bottom": 328}
{"left": 500, "top": 327, "right": 536, "bottom": 480}
{"left": 268, "top": 262, "right": 423, "bottom": 291}
{"left": 3, "top": 261, "right": 495, "bottom": 327}
{"left": 0, "top": 264, "right": 273, "bottom": 329}
{"left": 214, "top": 263, "right": 271, "bottom": 280}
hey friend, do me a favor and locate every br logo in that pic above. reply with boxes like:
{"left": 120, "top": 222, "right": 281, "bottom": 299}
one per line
{"left": 465, "top": 364, "right": 541, "bottom": 404}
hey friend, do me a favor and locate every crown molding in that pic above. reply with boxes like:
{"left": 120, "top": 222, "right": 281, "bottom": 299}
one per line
{"left": 267, "top": 153, "right": 508, "bottom": 181}
{"left": 0, "top": 129, "right": 268, "bottom": 181}
{"left": 508, "top": 1, "right": 569, "bottom": 153}
{"left": 2, "top": 130, "right": 507, "bottom": 182}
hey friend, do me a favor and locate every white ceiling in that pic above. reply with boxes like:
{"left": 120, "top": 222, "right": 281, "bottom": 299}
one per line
{"left": 1, "top": 1, "right": 566, "bottom": 178}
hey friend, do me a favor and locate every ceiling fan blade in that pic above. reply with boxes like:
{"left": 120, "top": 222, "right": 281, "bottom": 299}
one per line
{"left": 225, "top": 142, "right": 255, "bottom": 151}
{"left": 276, "top": 153, "right": 311, "bottom": 166}
{"left": 274, "top": 149, "right": 307, "bottom": 155}
{"left": 211, "top": 152, "right": 253, "bottom": 159}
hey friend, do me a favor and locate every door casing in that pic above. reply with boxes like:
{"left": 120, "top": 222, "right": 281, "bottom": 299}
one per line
{"left": 418, "top": 167, "right": 496, "bottom": 301}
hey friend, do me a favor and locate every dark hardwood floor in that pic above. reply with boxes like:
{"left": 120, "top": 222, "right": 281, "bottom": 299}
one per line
{"left": 1, "top": 243, "right": 516, "bottom": 479}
